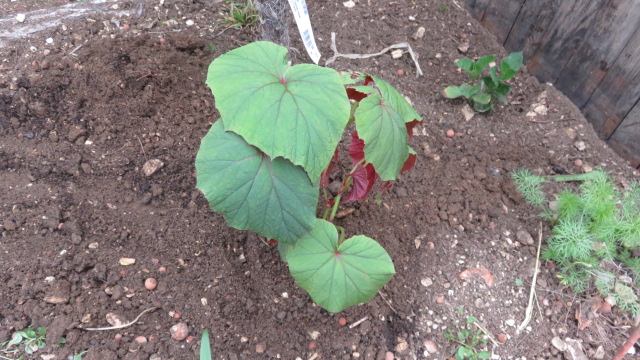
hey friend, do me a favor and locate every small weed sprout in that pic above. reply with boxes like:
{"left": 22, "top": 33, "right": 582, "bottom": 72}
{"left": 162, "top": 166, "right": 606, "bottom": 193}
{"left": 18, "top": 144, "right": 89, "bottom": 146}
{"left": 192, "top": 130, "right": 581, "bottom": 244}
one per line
{"left": 200, "top": 330, "right": 211, "bottom": 360}
{"left": 444, "top": 316, "right": 492, "bottom": 360}
{"left": 443, "top": 52, "right": 522, "bottom": 112}
{"left": 218, "top": 0, "right": 260, "bottom": 30}
{"left": 511, "top": 168, "right": 640, "bottom": 315}
{"left": 0, "top": 327, "right": 47, "bottom": 359}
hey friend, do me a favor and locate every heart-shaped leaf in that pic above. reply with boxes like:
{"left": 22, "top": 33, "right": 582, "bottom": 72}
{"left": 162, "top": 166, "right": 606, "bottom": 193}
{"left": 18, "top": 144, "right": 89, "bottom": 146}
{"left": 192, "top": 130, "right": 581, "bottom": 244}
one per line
{"left": 355, "top": 92, "right": 409, "bottom": 181}
{"left": 195, "top": 121, "right": 318, "bottom": 243}
{"left": 206, "top": 41, "right": 351, "bottom": 182}
{"left": 287, "top": 220, "right": 395, "bottom": 312}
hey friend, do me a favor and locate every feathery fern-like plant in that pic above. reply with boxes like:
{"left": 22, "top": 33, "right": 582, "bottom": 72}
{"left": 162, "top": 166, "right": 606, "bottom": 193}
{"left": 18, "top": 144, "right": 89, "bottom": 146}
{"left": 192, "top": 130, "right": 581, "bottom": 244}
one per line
{"left": 512, "top": 168, "right": 640, "bottom": 315}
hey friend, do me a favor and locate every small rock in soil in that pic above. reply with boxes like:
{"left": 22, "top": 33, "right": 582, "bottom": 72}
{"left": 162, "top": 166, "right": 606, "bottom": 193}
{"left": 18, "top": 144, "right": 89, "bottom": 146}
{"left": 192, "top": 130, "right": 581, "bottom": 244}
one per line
{"left": 593, "top": 346, "right": 605, "bottom": 359}
{"left": 144, "top": 278, "right": 157, "bottom": 290}
{"left": 516, "top": 230, "right": 534, "bottom": 246}
{"left": 170, "top": 323, "right": 189, "bottom": 341}
{"left": 255, "top": 343, "right": 266, "bottom": 353}
{"left": 423, "top": 339, "right": 437, "bottom": 353}
{"left": 385, "top": 351, "right": 395, "bottom": 360}
{"left": 143, "top": 159, "right": 164, "bottom": 176}
{"left": 276, "top": 311, "right": 287, "bottom": 320}
{"left": 420, "top": 278, "right": 433, "bottom": 287}
{"left": 395, "top": 337, "right": 409, "bottom": 354}
{"left": 413, "top": 26, "right": 425, "bottom": 40}
{"left": 119, "top": 258, "right": 136, "bottom": 266}
{"left": 391, "top": 49, "right": 403, "bottom": 59}
{"left": 551, "top": 336, "right": 567, "bottom": 351}
{"left": 574, "top": 141, "right": 586, "bottom": 151}
{"left": 134, "top": 336, "right": 147, "bottom": 344}
{"left": 44, "top": 280, "right": 71, "bottom": 304}
{"left": 461, "top": 104, "right": 475, "bottom": 121}
{"left": 497, "top": 333, "right": 507, "bottom": 343}
{"left": 457, "top": 41, "right": 470, "bottom": 53}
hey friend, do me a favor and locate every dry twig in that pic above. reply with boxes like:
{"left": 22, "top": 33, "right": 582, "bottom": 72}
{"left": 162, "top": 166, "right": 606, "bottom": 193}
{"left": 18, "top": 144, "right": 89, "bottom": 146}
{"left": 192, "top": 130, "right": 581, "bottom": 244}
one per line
{"left": 325, "top": 32, "right": 423, "bottom": 78}
{"left": 517, "top": 222, "right": 543, "bottom": 334}
{"left": 84, "top": 307, "right": 158, "bottom": 331}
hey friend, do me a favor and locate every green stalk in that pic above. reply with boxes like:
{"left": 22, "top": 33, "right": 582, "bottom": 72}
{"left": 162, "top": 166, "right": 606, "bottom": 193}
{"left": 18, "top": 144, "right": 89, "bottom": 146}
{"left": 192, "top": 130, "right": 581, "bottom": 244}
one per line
{"left": 543, "top": 171, "right": 603, "bottom": 183}
{"left": 336, "top": 225, "right": 346, "bottom": 245}
{"left": 329, "top": 194, "right": 342, "bottom": 221}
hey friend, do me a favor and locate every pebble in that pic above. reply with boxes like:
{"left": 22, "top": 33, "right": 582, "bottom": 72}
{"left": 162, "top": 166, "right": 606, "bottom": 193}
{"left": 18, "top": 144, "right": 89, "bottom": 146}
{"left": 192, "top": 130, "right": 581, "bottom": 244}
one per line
{"left": 119, "top": 258, "right": 136, "bottom": 266}
{"left": 277, "top": 311, "right": 287, "bottom": 320}
{"left": 435, "top": 296, "right": 444, "bottom": 304}
{"left": 421, "top": 278, "right": 433, "bottom": 287}
{"left": 308, "top": 341, "right": 317, "bottom": 350}
{"left": 3, "top": 219, "right": 17, "bottom": 231}
{"left": 145, "top": 278, "right": 158, "bottom": 290}
{"left": 516, "top": 230, "right": 534, "bottom": 246}
{"left": 446, "top": 129, "right": 455, "bottom": 138}
{"left": 424, "top": 339, "right": 437, "bottom": 353}
{"left": 505, "top": 319, "right": 516, "bottom": 327}
{"left": 143, "top": 159, "right": 165, "bottom": 176}
{"left": 551, "top": 337, "right": 567, "bottom": 351}
{"left": 343, "top": 0, "right": 355, "bottom": 7}
{"left": 533, "top": 104, "right": 548, "bottom": 115}
{"left": 16, "top": 14, "right": 26, "bottom": 22}
{"left": 170, "top": 323, "right": 189, "bottom": 341}
{"left": 385, "top": 351, "right": 395, "bottom": 360}
{"left": 338, "top": 317, "right": 347, "bottom": 326}
{"left": 106, "top": 313, "right": 127, "bottom": 327}
{"left": 582, "top": 165, "right": 593, "bottom": 173}
{"left": 574, "top": 159, "right": 583, "bottom": 167}
{"left": 255, "top": 343, "right": 266, "bottom": 353}
{"left": 413, "top": 26, "right": 425, "bottom": 40}
{"left": 574, "top": 141, "right": 586, "bottom": 151}
{"left": 497, "top": 333, "right": 507, "bottom": 343}
{"left": 391, "top": 49, "right": 403, "bottom": 59}
{"left": 134, "top": 336, "right": 147, "bottom": 344}
{"left": 185, "top": 19, "right": 195, "bottom": 26}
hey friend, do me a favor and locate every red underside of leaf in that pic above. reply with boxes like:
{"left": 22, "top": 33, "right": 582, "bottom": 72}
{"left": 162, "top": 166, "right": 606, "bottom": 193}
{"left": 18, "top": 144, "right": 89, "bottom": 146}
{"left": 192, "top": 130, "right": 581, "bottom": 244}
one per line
{"left": 344, "top": 163, "right": 378, "bottom": 202}
{"left": 346, "top": 87, "right": 368, "bottom": 102}
{"left": 348, "top": 130, "right": 365, "bottom": 165}
{"left": 268, "top": 239, "right": 278, "bottom": 244}
{"left": 400, "top": 152, "right": 417, "bottom": 173}
{"left": 379, "top": 181, "right": 393, "bottom": 191}
{"left": 364, "top": 76, "right": 374, "bottom": 85}
{"left": 320, "top": 148, "right": 340, "bottom": 188}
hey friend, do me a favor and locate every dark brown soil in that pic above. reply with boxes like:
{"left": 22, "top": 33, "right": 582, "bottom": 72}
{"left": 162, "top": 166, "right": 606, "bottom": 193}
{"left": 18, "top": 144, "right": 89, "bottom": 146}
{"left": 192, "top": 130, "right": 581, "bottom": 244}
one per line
{"left": 1, "top": 0, "right": 639, "bottom": 359}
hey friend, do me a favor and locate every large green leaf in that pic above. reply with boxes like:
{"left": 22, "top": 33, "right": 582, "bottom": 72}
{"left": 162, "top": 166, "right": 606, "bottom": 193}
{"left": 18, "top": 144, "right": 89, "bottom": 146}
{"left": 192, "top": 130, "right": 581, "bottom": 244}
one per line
{"left": 352, "top": 75, "right": 422, "bottom": 181}
{"left": 195, "top": 121, "right": 318, "bottom": 243}
{"left": 288, "top": 220, "right": 395, "bottom": 312}
{"left": 355, "top": 93, "right": 409, "bottom": 181}
{"left": 206, "top": 41, "right": 351, "bottom": 182}
{"left": 369, "top": 75, "right": 422, "bottom": 124}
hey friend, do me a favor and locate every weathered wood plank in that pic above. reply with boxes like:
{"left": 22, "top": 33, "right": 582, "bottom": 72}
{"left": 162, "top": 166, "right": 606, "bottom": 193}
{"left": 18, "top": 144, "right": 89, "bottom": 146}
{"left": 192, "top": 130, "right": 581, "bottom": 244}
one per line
{"left": 503, "top": 0, "right": 563, "bottom": 56}
{"left": 479, "top": 0, "right": 525, "bottom": 45}
{"left": 582, "top": 26, "right": 640, "bottom": 139}
{"left": 555, "top": 0, "right": 640, "bottom": 109}
{"left": 526, "top": 0, "right": 605, "bottom": 84}
{"left": 465, "top": 0, "right": 493, "bottom": 21}
{"left": 608, "top": 103, "right": 640, "bottom": 168}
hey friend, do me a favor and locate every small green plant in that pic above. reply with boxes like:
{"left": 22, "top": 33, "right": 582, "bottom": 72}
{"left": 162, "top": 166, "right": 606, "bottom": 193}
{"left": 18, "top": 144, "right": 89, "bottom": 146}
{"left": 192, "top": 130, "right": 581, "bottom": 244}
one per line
{"left": 438, "top": 4, "right": 449, "bottom": 10}
{"left": 218, "top": 0, "right": 259, "bottom": 30}
{"left": 443, "top": 52, "right": 523, "bottom": 112}
{"left": 0, "top": 327, "right": 47, "bottom": 359}
{"left": 72, "top": 350, "right": 89, "bottom": 360}
{"left": 512, "top": 169, "right": 640, "bottom": 315}
{"left": 196, "top": 42, "right": 423, "bottom": 312}
{"left": 200, "top": 330, "right": 211, "bottom": 360}
{"left": 444, "top": 316, "right": 491, "bottom": 360}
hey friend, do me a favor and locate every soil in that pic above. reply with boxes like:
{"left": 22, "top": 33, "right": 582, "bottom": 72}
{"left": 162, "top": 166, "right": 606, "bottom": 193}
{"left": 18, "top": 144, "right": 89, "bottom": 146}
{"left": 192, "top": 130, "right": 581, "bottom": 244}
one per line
{"left": 1, "top": 0, "right": 639, "bottom": 359}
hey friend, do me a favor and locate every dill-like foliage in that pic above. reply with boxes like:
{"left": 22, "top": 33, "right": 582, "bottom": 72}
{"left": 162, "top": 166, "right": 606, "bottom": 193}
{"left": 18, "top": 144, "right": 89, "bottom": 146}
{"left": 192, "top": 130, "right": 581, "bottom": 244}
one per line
{"left": 512, "top": 169, "right": 640, "bottom": 316}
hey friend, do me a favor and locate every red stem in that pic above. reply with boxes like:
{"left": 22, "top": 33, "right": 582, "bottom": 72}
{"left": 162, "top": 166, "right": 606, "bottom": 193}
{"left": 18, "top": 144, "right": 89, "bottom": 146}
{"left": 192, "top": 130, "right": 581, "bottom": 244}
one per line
{"left": 612, "top": 324, "right": 640, "bottom": 360}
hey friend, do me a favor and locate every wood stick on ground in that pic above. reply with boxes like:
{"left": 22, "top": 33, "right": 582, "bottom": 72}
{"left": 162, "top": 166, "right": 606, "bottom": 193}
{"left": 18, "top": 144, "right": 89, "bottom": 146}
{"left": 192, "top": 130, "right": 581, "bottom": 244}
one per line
{"left": 471, "top": 321, "right": 499, "bottom": 346}
{"left": 348, "top": 316, "right": 369, "bottom": 329}
{"left": 516, "top": 222, "right": 543, "bottom": 334}
{"left": 84, "top": 307, "right": 158, "bottom": 331}
{"left": 325, "top": 32, "right": 423, "bottom": 78}
{"left": 612, "top": 323, "right": 640, "bottom": 360}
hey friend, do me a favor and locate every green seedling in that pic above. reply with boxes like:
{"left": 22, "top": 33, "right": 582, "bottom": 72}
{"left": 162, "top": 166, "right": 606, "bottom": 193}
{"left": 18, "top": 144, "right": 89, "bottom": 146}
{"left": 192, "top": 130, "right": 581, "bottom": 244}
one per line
{"left": 444, "top": 52, "right": 523, "bottom": 112}
{"left": 200, "top": 330, "right": 211, "bottom": 360}
{"left": 438, "top": 4, "right": 449, "bottom": 10}
{"left": 0, "top": 327, "right": 47, "bottom": 359}
{"left": 196, "top": 41, "right": 423, "bottom": 312}
{"left": 444, "top": 316, "right": 492, "bottom": 360}
{"left": 218, "top": 0, "right": 259, "bottom": 30}
{"left": 72, "top": 350, "right": 89, "bottom": 360}
{"left": 512, "top": 169, "right": 640, "bottom": 315}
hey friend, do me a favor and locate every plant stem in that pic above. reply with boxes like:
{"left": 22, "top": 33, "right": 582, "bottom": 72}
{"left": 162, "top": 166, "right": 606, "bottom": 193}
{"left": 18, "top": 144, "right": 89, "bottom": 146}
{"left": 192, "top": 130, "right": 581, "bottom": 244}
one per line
{"left": 612, "top": 323, "right": 640, "bottom": 360}
{"left": 329, "top": 194, "right": 342, "bottom": 221}
{"left": 336, "top": 225, "right": 346, "bottom": 245}
{"left": 543, "top": 172, "right": 602, "bottom": 183}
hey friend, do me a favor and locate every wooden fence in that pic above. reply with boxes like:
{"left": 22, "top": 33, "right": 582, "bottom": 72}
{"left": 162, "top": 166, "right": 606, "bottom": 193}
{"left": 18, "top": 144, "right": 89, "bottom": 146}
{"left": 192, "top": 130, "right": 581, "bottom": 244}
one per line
{"left": 466, "top": 0, "right": 640, "bottom": 168}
